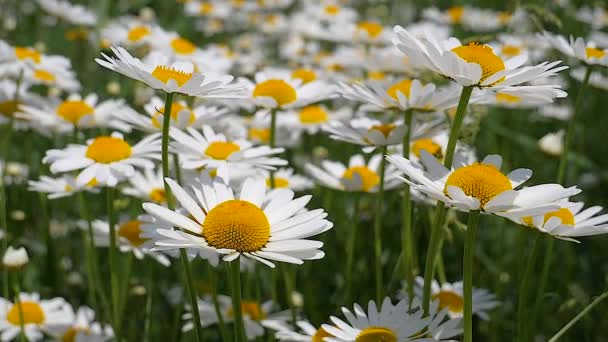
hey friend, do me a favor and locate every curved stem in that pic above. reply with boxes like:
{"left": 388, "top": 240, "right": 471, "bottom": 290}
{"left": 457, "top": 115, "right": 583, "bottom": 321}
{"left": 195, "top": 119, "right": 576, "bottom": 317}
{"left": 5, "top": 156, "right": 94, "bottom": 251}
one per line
{"left": 423, "top": 85, "right": 474, "bottom": 314}
{"left": 463, "top": 209, "right": 481, "bottom": 342}
{"left": 229, "top": 258, "right": 246, "bottom": 342}
{"left": 516, "top": 234, "right": 540, "bottom": 342}
{"left": 401, "top": 109, "right": 415, "bottom": 302}
{"left": 373, "top": 145, "right": 388, "bottom": 303}
{"left": 548, "top": 290, "right": 608, "bottom": 342}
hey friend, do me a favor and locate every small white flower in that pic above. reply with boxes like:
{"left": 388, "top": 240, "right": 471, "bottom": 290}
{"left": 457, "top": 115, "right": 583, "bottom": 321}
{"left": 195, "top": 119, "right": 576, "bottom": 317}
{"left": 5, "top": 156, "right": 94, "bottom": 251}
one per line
{"left": 543, "top": 31, "right": 608, "bottom": 66}
{"left": 538, "top": 130, "right": 564, "bottom": 156}
{"left": 36, "top": 0, "right": 97, "bottom": 26}
{"left": 2, "top": 246, "right": 29, "bottom": 269}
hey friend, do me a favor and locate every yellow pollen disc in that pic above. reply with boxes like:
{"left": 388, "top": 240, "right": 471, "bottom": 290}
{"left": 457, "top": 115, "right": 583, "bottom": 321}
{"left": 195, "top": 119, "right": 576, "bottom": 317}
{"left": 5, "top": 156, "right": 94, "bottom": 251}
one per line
{"left": 56, "top": 100, "right": 94, "bottom": 124}
{"left": 369, "top": 123, "right": 396, "bottom": 138}
{"left": 127, "top": 26, "right": 151, "bottom": 42}
{"left": 205, "top": 141, "right": 240, "bottom": 160}
{"left": 248, "top": 128, "right": 270, "bottom": 143}
{"left": 64, "top": 184, "right": 74, "bottom": 192}
{"left": 367, "top": 71, "right": 385, "bottom": 80}
{"left": 324, "top": 5, "right": 340, "bottom": 15}
{"left": 151, "top": 65, "right": 194, "bottom": 87}
{"left": 432, "top": 290, "right": 464, "bottom": 313}
{"left": 242, "top": 301, "right": 266, "bottom": 320}
{"left": 171, "top": 37, "right": 197, "bottom": 54}
{"left": 14, "top": 47, "right": 41, "bottom": 63}
{"left": 356, "top": 327, "right": 397, "bottom": 342}
{"left": 291, "top": 68, "right": 316, "bottom": 84}
{"left": 0, "top": 100, "right": 19, "bottom": 117}
{"left": 86, "top": 178, "right": 99, "bottom": 187}
{"left": 356, "top": 21, "right": 383, "bottom": 38}
{"left": 253, "top": 79, "right": 297, "bottom": 106}
{"left": 496, "top": 93, "right": 521, "bottom": 104}
{"left": 312, "top": 327, "right": 334, "bottom": 342}
{"left": 451, "top": 42, "right": 506, "bottom": 83}
{"left": 411, "top": 138, "right": 443, "bottom": 159}
{"left": 444, "top": 163, "right": 512, "bottom": 207}
{"left": 498, "top": 12, "right": 512, "bottom": 24}
{"left": 118, "top": 220, "right": 147, "bottom": 246}
{"left": 585, "top": 47, "right": 606, "bottom": 59}
{"left": 343, "top": 166, "right": 380, "bottom": 192}
{"left": 501, "top": 45, "right": 521, "bottom": 57}
{"left": 65, "top": 28, "right": 89, "bottom": 41}
{"left": 149, "top": 188, "right": 166, "bottom": 203}
{"left": 299, "top": 105, "right": 329, "bottom": 124}
{"left": 387, "top": 79, "right": 413, "bottom": 100}
{"left": 202, "top": 200, "right": 270, "bottom": 252}
{"left": 34, "top": 69, "right": 56, "bottom": 82}
{"left": 85, "top": 136, "right": 132, "bottom": 164}
{"left": 544, "top": 208, "right": 575, "bottom": 226}
{"left": 199, "top": 2, "right": 214, "bottom": 14}
{"left": 151, "top": 102, "right": 196, "bottom": 128}
{"left": 266, "top": 177, "right": 289, "bottom": 188}
{"left": 61, "top": 327, "right": 91, "bottom": 342}
{"left": 7, "top": 301, "right": 45, "bottom": 325}
{"left": 447, "top": 6, "right": 464, "bottom": 23}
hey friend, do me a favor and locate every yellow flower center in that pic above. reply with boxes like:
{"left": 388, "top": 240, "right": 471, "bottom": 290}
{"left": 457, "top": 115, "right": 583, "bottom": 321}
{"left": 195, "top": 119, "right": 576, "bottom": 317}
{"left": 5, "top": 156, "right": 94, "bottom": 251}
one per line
{"left": 501, "top": 45, "right": 522, "bottom": 57}
{"left": 544, "top": 208, "right": 575, "bottom": 226}
{"left": 369, "top": 124, "right": 396, "bottom": 138}
{"left": 585, "top": 47, "right": 606, "bottom": 59}
{"left": 367, "top": 71, "right": 385, "bottom": 80}
{"left": 151, "top": 102, "right": 196, "bottom": 128}
{"left": 7, "top": 301, "right": 45, "bottom": 325}
{"left": 151, "top": 65, "right": 194, "bottom": 87}
{"left": 85, "top": 136, "right": 132, "bottom": 164}
{"left": 248, "top": 128, "right": 270, "bottom": 143}
{"left": 312, "top": 327, "right": 334, "bottom": 342}
{"left": 498, "top": 12, "right": 512, "bottom": 24}
{"left": 432, "top": 290, "right": 464, "bottom": 313}
{"left": 266, "top": 177, "right": 289, "bottom": 188}
{"left": 127, "top": 26, "right": 151, "bottom": 42}
{"left": 202, "top": 200, "right": 270, "bottom": 252}
{"left": 447, "top": 6, "right": 464, "bottom": 23}
{"left": 291, "top": 68, "right": 316, "bottom": 84}
{"left": 56, "top": 100, "right": 94, "bottom": 124}
{"left": 387, "top": 79, "right": 413, "bottom": 100}
{"left": 199, "top": 2, "right": 214, "bottom": 14}
{"left": 171, "top": 37, "right": 197, "bottom": 54}
{"left": 356, "top": 21, "right": 383, "bottom": 38}
{"left": 62, "top": 327, "right": 91, "bottom": 342}
{"left": 444, "top": 163, "right": 512, "bottom": 207}
{"left": 343, "top": 166, "right": 380, "bottom": 192}
{"left": 14, "top": 47, "right": 41, "bottom": 63}
{"left": 65, "top": 28, "right": 89, "bottom": 41}
{"left": 496, "top": 93, "right": 521, "bottom": 104}
{"left": 253, "top": 79, "right": 297, "bottom": 106}
{"left": 356, "top": 327, "right": 397, "bottom": 342}
{"left": 299, "top": 105, "right": 329, "bottom": 124}
{"left": 451, "top": 42, "right": 505, "bottom": 83}
{"left": 324, "top": 5, "right": 340, "bottom": 15}
{"left": 411, "top": 138, "right": 443, "bottom": 159}
{"left": 0, "top": 100, "right": 19, "bottom": 117}
{"left": 118, "top": 220, "right": 147, "bottom": 246}
{"left": 242, "top": 301, "right": 265, "bottom": 320}
{"left": 149, "top": 188, "right": 166, "bottom": 203}
{"left": 34, "top": 69, "right": 56, "bottom": 82}
{"left": 204, "top": 141, "right": 240, "bottom": 160}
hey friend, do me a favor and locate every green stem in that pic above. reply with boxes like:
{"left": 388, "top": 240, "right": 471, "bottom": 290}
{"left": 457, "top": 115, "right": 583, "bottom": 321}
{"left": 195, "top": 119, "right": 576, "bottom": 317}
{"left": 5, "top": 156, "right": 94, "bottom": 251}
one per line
{"left": 281, "top": 265, "right": 297, "bottom": 327}
{"left": 517, "top": 234, "right": 540, "bottom": 342}
{"left": 344, "top": 195, "right": 361, "bottom": 303}
{"left": 106, "top": 187, "right": 122, "bottom": 341}
{"left": 463, "top": 209, "right": 481, "bottom": 342}
{"left": 12, "top": 275, "right": 26, "bottom": 342}
{"left": 422, "top": 85, "right": 473, "bottom": 314}
{"left": 548, "top": 290, "right": 608, "bottom": 342}
{"left": 401, "top": 109, "right": 415, "bottom": 302}
{"left": 229, "top": 259, "right": 246, "bottom": 342}
{"left": 40, "top": 193, "right": 56, "bottom": 289}
{"left": 373, "top": 145, "right": 388, "bottom": 303}
{"left": 530, "top": 236, "right": 553, "bottom": 336}
{"left": 210, "top": 267, "right": 229, "bottom": 342}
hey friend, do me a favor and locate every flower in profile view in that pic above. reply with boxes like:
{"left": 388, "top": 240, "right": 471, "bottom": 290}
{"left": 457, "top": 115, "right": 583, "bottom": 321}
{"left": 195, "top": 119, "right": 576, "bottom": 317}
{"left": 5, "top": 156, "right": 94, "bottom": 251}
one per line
{"left": 47, "top": 306, "right": 113, "bottom": 342}
{"left": 263, "top": 318, "right": 334, "bottom": 341}
{"left": 259, "top": 168, "right": 314, "bottom": 191}
{"left": 36, "top": 0, "right": 97, "bottom": 26}
{"left": 543, "top": 32, "right": 608, "bottom": 67}
{"left": 28, "top": 175, "right": 101, "bottom": 199}
{"left": 121, "top": 168, "right": 166, "bottom": 203}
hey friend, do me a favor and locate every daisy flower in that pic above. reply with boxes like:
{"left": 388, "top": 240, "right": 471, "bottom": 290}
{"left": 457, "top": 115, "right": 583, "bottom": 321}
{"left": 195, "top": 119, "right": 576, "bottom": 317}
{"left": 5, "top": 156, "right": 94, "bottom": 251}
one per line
{"left": 575, "top": 6, "right": 608, "bottom": 29}
{"left": 305, "top": 154, "right": 403, "bottom": 192}
{"left": 0, "top": 293, "right": 73, "bottom": 341}
{"left": 392, "top": 27, "right": 568, "bottom": 94}
{"left": 407, "top": 276, "right": 498, "bottom": 320}
{"left": 283, "top": 105, "right": 351, "bottom": 134}
{"left": 18, "top": 93, "right": 131, "bottom": 132}
{"left": 262, "top": 319, "right": 334, "bottom": 341}
{"left": 238, "top": 110, "right": 301, "bottom": 148}
{"left": 36, "top": 0, "right": 97, "bottom": 26}
{"left": 121, "top": 168, "right": 167, "bottom": 204}
{"left": 43, "top": 132, "right": 161, "bottom": 186}
{"left": 259, "top": 168, "right": 314, "bottom": 191}
{"left": 322, "top": 297, "right": 462, "bottom": 342}
{"left": 116, "top": 96, "right": 228, "bottom": 133}
{"left": 542, "top": 31, "right": 608, "bottom": 66}
{"left": 0, "top": 80, "right": 42, "bottom": 128}
{"left": 89, "top": 218, "right": 171, "bottom": 266}
{"left": 21, "top": 61, "right": 80, "bottom": 92}
{"left": 538, "top": 130, "right": 564, "bottom": 157}
{"left": 48, "top": 306, "right": 113, "bottom": 342}
{"left": 101, "top": 16, "right": 159, "bottom": 48}
{"left": 396, "top": 130, "right": 476, "bottom": 166}
{"left": 184, "top": 1, "right": 232, "bottom": 19}
{"left": 386, "top": 152, "right": 580, "bottom": 216}
{"left": 170, "top": 125, "right": 286, "bottom": 171}
{"left": 478, "top": 88, "right": 565, "bottom": 108}
{"left": 0, "top": 161, "right": 29, "bottom": 185}
{"left": 143, "top": 176, "right": 333, "bottom": 267}
{"left": 248, "top": 70, "right": 335, "bottom": 109}
{"left": 505, "top": 201, "right": 608, "bottom": 242}
{"left": 28, "top": 175, "right": 101, "bottom": 199}
{"left": 96, "top": 46, "right": 242, "bottom": 97}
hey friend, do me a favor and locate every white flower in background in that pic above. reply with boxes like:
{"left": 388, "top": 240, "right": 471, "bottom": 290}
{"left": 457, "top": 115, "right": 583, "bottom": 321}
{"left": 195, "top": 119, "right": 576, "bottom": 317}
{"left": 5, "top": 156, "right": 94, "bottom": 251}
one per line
{"left": 537, "top": 104, "right": 572, "bottom": 121}
{"left": 143, "top": 176, "right": 333, "bottom": 267}
{"left": 263, "top": 319, "right": 333, "bottom": 341}
{"left": 575, "top": 6, "right": 608, "bottom": 29}
{"left": 28, "top": 175, "right": 101, "bottom": 199}
{"left": 543, "top": 32, "right": 608, "bottom": 66}
{"left": 303, "top": 1, "right": 358, "bottom": 23}
{"left": 36, "top": 0, "right": 97, "bottom": 26}
{"left": 43, "top": 132, "right": 161, "bottom": 186}
{"left": 184, "top": 1, "right": 231, "bottom": 19}
{"left": 0, "top": 160, "right": 30, "bottom": 185}
{"left": 248, "top": 70, "right": 335, "bottom": 109}
{"left": 48, "top": 306, "right": 113, "bottom": 342}
{"left": 2, "top": 246, "right": 29, "bottom": 269}
{"left": 0, "top": 79, "right": 43, "bottom": 128}
{"left": 478, "top": 88, "right": 564, "bottom": 108}
{"left": 259, "top": 168, "right": 314, "bottom": 191}
{"left": 572, "top": 67, "right": 608, "bottom": 90}
{"left": 306, "top": 154, "right": 403, "bottom": 192}
{"left": 22, "top": 61, "right": 80, "bottom": 92}
{"left": 392, "top": 130, "right": 476, "bottom": 166}
{"left": 121, "top": 168, "right": 167, "bottom": 203}
{"left": 0, "top": 293, "right": 73, "bottom": 341}
{"left": 101, "top": 16, "right": 160, "bottom": 47}
{"left": 590, "top": 31, "right": 608, "bottom": 49}
{"left": 538, "top": 130, "right": 564, "bottom": 157}
{"left": 283, "top": 105, "right": 351, "bottom": 134}
{"left": 170, "top": 125, "right": 286, "bottom": 172}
